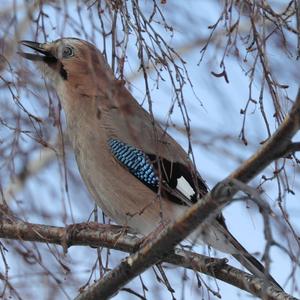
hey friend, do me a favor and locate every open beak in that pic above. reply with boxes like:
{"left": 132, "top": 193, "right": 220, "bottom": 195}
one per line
{"left": 18, "top": 40, "right": 57, "bottom": 63}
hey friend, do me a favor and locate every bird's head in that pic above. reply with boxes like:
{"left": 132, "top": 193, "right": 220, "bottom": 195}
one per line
{"left": 19, "top": 38, "right": 113, "bottom": 95}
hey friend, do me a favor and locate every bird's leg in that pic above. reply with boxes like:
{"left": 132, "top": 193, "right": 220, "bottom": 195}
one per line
{"left": 137, "top": 222, "right": 168, "bottom": 250}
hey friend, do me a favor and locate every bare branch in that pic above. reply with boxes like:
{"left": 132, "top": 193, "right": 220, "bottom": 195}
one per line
{"left": 0, "top": 220, "right": 296, "bottom": 300}
{"left": 230, "top": 88, "right": 300, "bottom": 181}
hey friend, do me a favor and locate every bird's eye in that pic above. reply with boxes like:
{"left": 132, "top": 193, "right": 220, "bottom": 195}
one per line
{"left": 62, "top": 46, "right": 74, "bottom": 58}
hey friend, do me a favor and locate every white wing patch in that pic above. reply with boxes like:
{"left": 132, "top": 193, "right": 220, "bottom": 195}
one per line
{"left": 177, "top": 176, "right": 195, "bottom": 199}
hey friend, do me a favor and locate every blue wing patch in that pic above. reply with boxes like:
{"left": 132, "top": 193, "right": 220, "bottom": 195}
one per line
{"left": 108, "top": 138, "right": 159, "bottom": 188}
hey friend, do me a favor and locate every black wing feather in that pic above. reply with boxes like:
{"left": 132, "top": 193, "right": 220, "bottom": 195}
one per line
{"left": 108, "top": 138, "right": 208, "bottom": 206}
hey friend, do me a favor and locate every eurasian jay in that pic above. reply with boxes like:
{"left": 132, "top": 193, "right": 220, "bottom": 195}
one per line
{"left": 19, "top": 38, "right": 281, "bottom": 289}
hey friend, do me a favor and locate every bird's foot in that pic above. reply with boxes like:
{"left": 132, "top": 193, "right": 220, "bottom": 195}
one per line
{"left": 205, "top": 257, "right": 228, "bottom": 271}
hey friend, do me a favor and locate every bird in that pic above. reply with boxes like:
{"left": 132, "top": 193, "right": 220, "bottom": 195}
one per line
{"left": 19, "top": 38, "right": 281, "bottom": 289}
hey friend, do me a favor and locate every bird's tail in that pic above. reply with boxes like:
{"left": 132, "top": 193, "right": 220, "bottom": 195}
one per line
{"left": 232, "top": 251, "right": 282, "bottom": 290}
{"left": 217, "top": 223, "right": 283, "bottom": 290}
{"left": 190, "top": 220, "right": 282, "bottom": 291}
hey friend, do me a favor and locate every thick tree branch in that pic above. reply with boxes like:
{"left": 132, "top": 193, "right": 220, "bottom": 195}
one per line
{"left": 74, "top": 89, "right": 300, "bottom": 300}
{"left": 0, "top": 220, "right": 296, "bottom": 300}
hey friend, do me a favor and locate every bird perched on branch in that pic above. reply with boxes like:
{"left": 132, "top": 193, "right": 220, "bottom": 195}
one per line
{"left": 19, "top": 38, "right": 281, "bottom": 289}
